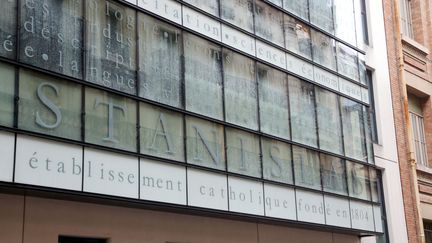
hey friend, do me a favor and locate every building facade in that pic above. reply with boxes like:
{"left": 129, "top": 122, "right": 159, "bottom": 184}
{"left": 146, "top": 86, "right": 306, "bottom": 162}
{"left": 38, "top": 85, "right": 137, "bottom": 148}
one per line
{"left": 383, "top": 0, "right": 432, "bottom": 242}
{"left": 0, "top": 0, "right": 400, "bottom": 242}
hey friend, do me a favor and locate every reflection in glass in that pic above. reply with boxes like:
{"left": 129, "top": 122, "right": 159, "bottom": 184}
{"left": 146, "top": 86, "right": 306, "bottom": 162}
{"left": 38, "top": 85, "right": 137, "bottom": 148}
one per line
{"left": 85, "top": 88, "right": 137, "bottom": 152}
{"left": 309, "top": 0, "right": 334, "bottom": 33}
{"left": 320, "top": 154, "right": 347, "bottom": 195}
{"left": 293, "top": 146, "right": 321, "bottom": 190}
{"left": 284, "top": 15, "right": 312, "bottom": 59}
{"left": 0, "top": 63, "right": 15, "bottom": 127}
{"left": 283, "top": 0, "right": 309, "bottom": 20}
{"left": 20, "top": 0, "right": 83, "bottom": 78}
{"left": 337, "top": 43, "right": 359, "bottom": 81}
{"left": 311, "top": 30, "right": 337, "bottom": 70}
{"left": 369, "top": 168, "right": 379, "bottom": 202}
{"left": 341, "top": 97, "right": 367, "bottom": 161}
{"left": 223, "top": 49, "right": 258, "bottom": 130}
{"left": 315, "top": 87, "right": 343, "bottom": 154}
{"left": 221, "top": 0, "right": 254, "bottom": 33}
{"left": 226, "top": 128, "right": 261, "bottom": 178}
{"left": 363, "top": 106, "right": 375, "bottom": 163}
{"left": 138, "top": 14, "right": 182, "bottom": 108}
{"left": 289, "top": 76, "right": 317, "bottom": 147}
{"left": 255, "top": 0, "right": 284, "bottom": 47}
{"left": 347, "top": 161, "right": 371, "bottom": 200}
{"left": 0, "top": 0, "right": 17, "bottom": 59}
{"left": 140, "top": 103, "right": 184, "bottom": 162}
{"left": 262, "top": 138, "right": 293, "bottom": 184}
{"left": 18, "top": 69, "right": 81, "bottom": 141}
{"left": 86, "top": 0, "right": 136, "bottom": 94}
{"left": 334, "top": 0, "right": 356, "bottom": 45}
{"left": 183, "top": 0, "right": 219, "bottom": 16}
{"left": 186, "top": 116, "right": 225, "bottom": 171}
{"left": 258, "top": 63, "right": 290, "bottom": 139}
{"left": 184, "top": 33, "right": 223, "bottom": 120}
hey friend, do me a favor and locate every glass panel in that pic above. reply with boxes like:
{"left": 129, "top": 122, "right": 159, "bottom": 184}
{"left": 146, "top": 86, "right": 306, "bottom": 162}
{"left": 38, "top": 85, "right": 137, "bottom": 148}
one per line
{"left": 309, "top": 0, "right": 334, "bottom": 34}
{"left": 18, "top": 69, "right": 81, "bottom": 141}
{"left": 20, "top": 0, "right": 83, "bottom": 78}
{"left": 221, "top": 0, "right": 254, "bottom": 33}
{"left": 320, "top": 154, "right": 347, "bottom": 195}
{"left": 363, "top": 106, "right": 374, "bottom": 163}
{"left": 359, "top": 54, "right": 367, "bottom": 85}
{"left": 262, "top": 137, "right": 292, "bottom": 184}
{"left": 267, "top": 0, "right": 283, "bottom": 7}
{"left": 311, "top": 30, "right": 337, "bottom": 71}
{"left": 284, "top": 15, "right": 312, "bottom": 59}
{"left": 369, "top": 168, "right": 379, "bottom": 202}
{"left": 0, "top": 0, "right": 17, "bottom": 59}
{"left": 347, "top": 161, "right": 371, "bottom": 200}
{"left": 258, "top": 63, "right": 290, "bottom": 139}
{"left": 186, "top": 116, "right": 225, "bottom": 171}
{"left": 289, "top": 76, "right": 317, "bottom": 147}
{"left": 86, "top": 0, "right": 136, "bottom": 94}
{"left": 223, "top": 49, "right": 258, "bottom": 130}
{"left": 0, "top": 63, "right": 15, "bottom": 127}
{"left": 140, "top": 102, "right": 184, "bottom": 162}
{"left": 315, "top": 87, "right": 343, "bottom": 155}
{"left": 85, "top": 87, "right": 137, "bottom": 152}
{"left": 138, "top": 14, "right": 182, "bottom": 108}
{"left": 283, "top": 0, "right": 309, "bottom": 20}
{"left": 337, "top": 42, "right": 359, "bottom": 81}
{"left": 255, "top": 0, "right": 284, "bottom": 47}
{"left": 334, "top": 0, "right": 356, "bottom": 45}
{"left": 226, "top": 128, "right": 261, "bottom": 178}
{"left": 341, "top": 97, "right": 367, "bottom": 161}
{"left": 293, "top": 146, "right": 321, "bottom": 190}
{"left": 184, "top": 33, "right": 223, "bottom": 120}
{"left": 183, "top": 0, "right": 219, "bottom": 16}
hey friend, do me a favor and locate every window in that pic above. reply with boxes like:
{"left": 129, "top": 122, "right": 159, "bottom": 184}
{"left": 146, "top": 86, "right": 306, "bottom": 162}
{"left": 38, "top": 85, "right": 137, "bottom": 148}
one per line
{"left": 410, "top": 112, "right": 428, "bottom": 166}
{"left": 311, "top": 30, "right": 337, "bottom": 71}
{"left": 20, "top": 0, "right": 83, "bottom": 78}
{"left": 360, "top": 0, "right": 369, "bottom": 44}
{"left": 333, "top": 0, "right": 356, "bottom": 45}
{"left": 59, "top": 236, "right": 106, "bottom": 243}
{"left": 283, "top": 0, "right": 309, "bottom": 21}
{"left": 0, "top": 0, "right": 17, "bottom": 59}
{"left": 223, "top": 49, "right": 258, "bottom": 130}
{"left": 346, "top": 161, "right": 371, "bottom": 200}
{"left": 284, "top": 15, "right": 312, "bottom": 59}
{"left": 138, "top": 14, "right": 182, "bottom": 108}
{"left": 424, "top": 221, "right": 432, "bottom": 243}
{"left": 337, "top": 42, "right": 359, "bottom": 81}
{"left": 262, "top": 137, "right": 293, "bottom": 184}
{"left": 366, "top": 70, "right": 378, "bottom": 143}
{"left": 309, "top": 0, "right": 334, "bottom": 34}
{"left": 400, "top": 0, "right": 413, "bottom": 38}
{"left": 0, "top": 63, "right": 15, "bottom": 127}
{"left": 320, "top": 154, "right": 347, "bottom": 195}
{"left": 85, "top": 0, "right": 137, "bottom": 94}
{"left": 293, "top": 146, "right": 321, "bottom": 190}
{"left": 221, "top": 0, "right": 254, "bottom": 33}
{"left": 255, "top": 0, "right": 285, "bottom": 47}
{"left": 184, "top": 33, "right": 223, "bottom": 120}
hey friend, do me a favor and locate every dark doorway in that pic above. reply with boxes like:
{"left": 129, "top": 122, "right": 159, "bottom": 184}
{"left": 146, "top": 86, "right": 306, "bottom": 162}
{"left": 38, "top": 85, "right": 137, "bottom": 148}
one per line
{"left": 58, "top": 236, "right": 107, "bottom": 243}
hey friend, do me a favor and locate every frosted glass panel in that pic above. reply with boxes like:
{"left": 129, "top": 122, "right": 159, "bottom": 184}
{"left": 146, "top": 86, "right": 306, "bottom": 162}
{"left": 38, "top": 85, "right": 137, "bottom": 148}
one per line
{"left": 0, "top": 63, "right": 15, "bottom": 127}
{"left": 86, "top": 0, "right": 136, "bottom": 94}
{"left": 334, "top": 0, "right": 356, "bottom": 45}
{"left": 140, "top": 102, "right": 184, "bottom": 162}
{"left": 255, "top": 0, "right": 284, "bottom": 46}
{"left": 0, "top": 0, "right": 17, "bottom": 59}
{"left": 262, "top": 138, "right": 293, "bottom": 184}
{"left": 20, "top": 0, "right": 83, "bottom": 78}
{"left": 258, "top": 63, "right": 290, "bottom": 139}
{"left": 283, "top": 0, "right": 309, "bottom": 20}
{"left": 289, "top": 76, "right": 317, "bottom": 147}
{"left": 183, "top": 0, "right": 219, "bottom": 16}
{"left": 184, "top": 33, "right": 223, "bottom": 120}
{"left": 320, "top": 154, "right": 347, "bottom": 195}
{"left": 309, "top": 0, "right": 334, "bottom": 33}
{"left": 18, "top": 69, "right": 81, "bottom": 141}
{"left": 226, "top": 128, "right": 261, "bottom": 178}
{"left": 221, "top": 0, "right": 254, "bottom": 33}
{"left": 341, "top": 97, "right": 366, "bottom": 161}
{"left": 347, "top": 161, "right": 371, "bottom": 200}
{"left": 285, "top": 15, "right": 312, "bottom": 59}
{"left": 138, "top": 14, "right": 182, "bottom": 108}
{"left": 223, "top": 49, "right": 258, "bottom": 130}
{"left": 337, "top": 42, "right": 359, "bottom": 81}
{"left": 316, "top": 87, "right": 343, "bottom": 155}
{"left": 293, "top": 146, "right": 321, "bottom": 190}
{"left": 312, "top": 30, "right": 337, "bottom": 71}
{"left": 85, "top": 87, "right": 137, "bottom": 152}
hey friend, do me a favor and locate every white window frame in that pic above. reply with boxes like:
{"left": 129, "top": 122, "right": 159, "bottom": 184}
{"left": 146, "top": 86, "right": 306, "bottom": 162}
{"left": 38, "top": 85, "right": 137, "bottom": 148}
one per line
{"left": 400, "top": 0, "right": 413, "bottom": 38}
{"left": 410, "top": 111, "right": 428, "bottom": 166}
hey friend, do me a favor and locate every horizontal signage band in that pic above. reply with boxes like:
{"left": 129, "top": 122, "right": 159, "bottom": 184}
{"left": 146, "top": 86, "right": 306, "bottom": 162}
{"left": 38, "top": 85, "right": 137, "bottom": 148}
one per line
{"left": 0, "top": 131, "right": 383, "bottom": 233}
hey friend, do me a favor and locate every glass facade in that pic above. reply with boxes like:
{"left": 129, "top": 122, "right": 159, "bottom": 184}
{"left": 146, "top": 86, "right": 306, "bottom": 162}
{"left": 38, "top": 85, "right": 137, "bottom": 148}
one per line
{"left": 0, "top": 0, "right": 381, "bottom": 234}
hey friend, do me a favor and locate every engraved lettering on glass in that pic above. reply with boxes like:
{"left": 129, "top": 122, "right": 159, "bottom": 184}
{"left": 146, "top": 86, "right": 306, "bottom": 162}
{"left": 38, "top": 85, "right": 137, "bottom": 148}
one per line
{"left": 186, "top": 117, "right": 225, "bottom": 171}
{"left": 18, "top": 69, "right": 81, "bottom": 141}
{"left": 293, "top": 146, "right": 321, "bottom": 190}
{"left": 138, "top": 14, "right": 182, "bottom": 108}
{"left": 0, "top": 0, "right": 17, "bottom": 59}
{"left": 347, "top": 161, "right": 371, "bottom": 200}
{"left": 262, "top": 138, "right": 293, "bottom": 184}
{"left": 226, "top": 128, "right": 261, "bottom": 178}
{"left": 320, "top": 154, "right": 347, "bottom": 195}
{"left": 20, "top": 0, "right": 83, "bottom": 78}
{"left": 86, "top": 0, "right": 136, "bottom": 94}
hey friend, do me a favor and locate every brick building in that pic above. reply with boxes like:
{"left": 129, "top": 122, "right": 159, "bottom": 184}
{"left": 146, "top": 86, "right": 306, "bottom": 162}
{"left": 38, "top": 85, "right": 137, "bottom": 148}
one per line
{"left": 383, "top": 0, "right": 432, "bottom": 242}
